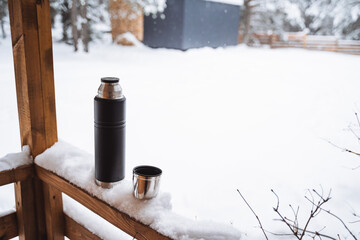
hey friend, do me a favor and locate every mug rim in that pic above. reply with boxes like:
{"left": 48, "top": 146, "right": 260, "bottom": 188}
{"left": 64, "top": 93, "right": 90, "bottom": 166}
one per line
{"left": 133, "top": 165, "right": 162, "bottom": 177}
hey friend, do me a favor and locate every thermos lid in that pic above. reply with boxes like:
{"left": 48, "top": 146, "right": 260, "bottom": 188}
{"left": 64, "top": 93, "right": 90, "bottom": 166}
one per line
{"left": 101, "top": 77, "right": 119, "bottom": 83}
{"left": 98, "top": 77, "right": 123, "bottom": 99}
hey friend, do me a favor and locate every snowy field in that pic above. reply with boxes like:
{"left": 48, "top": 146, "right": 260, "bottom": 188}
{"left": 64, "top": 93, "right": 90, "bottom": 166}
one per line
{"left": 1, "top": 35, "right": 360, "bottom": 239}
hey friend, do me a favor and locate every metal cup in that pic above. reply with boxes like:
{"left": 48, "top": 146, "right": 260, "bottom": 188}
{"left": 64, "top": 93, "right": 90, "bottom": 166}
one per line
{"left": 133, "top": 166, "right": 162, "bottom": 200}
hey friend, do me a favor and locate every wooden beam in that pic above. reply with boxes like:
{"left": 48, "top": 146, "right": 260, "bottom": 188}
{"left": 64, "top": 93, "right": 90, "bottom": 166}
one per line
{"left": 36, "top": 165, "right": 173, "bottom": 240}
{"left": 36, "top": 0, "right": 58, "bottom": 147}
{"left": 0, "top": 212, "right": 18, "bottom": 240}
{"left": 43, "top": 183, "right": 65, "bottom": 240}
{"left": 64, "top": 214, "right": 102, "bottom": 240}
{"left": 14, "top": 179, "right": 38, "bottom": 239}
{"left": 8, "top": 0, "right": 57, "bottom": 157}
{"left": 0, "top": 164, "right": 34, "bottom": 186}
{"left": 8, "top": 0, "right": 62, "bottom": 239}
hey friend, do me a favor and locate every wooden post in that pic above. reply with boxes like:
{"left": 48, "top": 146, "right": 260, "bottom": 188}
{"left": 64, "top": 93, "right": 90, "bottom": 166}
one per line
{"left": 109, "top": 0, "right": 144, "bottom": 45}
{"left": 8, "top": 0, "right": 64, "bottom": 239}
{"left": 302, "top": 33, "right": 307, "bottom": 50}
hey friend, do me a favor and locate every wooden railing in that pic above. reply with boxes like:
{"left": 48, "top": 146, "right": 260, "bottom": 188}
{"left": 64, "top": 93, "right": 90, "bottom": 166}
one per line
{"left": 0, "top": 163, "right": 172, "bottom": 240}
{"left": 0, "top": 164, "right": 89, "bottom": 240}
{"left": 36, "top": 165, "right": 171, "bottom": 240}
{"left": 0, "top": 165, "right": 34, "bottom": 186}
{"left": 3, "top": 0, "right": 175, "bottom": 239}
{"left": 0, "top": 212, "right": 18, "bottom": 239}
{"left": 0, "top": 165, "right": 29, "bottom": 239}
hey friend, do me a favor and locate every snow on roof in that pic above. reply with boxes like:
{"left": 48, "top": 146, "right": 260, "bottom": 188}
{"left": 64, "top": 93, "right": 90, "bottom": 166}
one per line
{"left": 0, "top": 146, "right": 32, "bottom": 172}
{"left": 35, "top": 141, "right": 242, "bottom": 240}
{"left": 206, "top": 0, "right": 243, "bottom": 6}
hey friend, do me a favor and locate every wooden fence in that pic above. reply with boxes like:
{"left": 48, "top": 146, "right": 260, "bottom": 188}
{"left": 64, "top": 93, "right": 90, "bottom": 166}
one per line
{"left": 240, "top": 33, "right": 360, "bottom": 55}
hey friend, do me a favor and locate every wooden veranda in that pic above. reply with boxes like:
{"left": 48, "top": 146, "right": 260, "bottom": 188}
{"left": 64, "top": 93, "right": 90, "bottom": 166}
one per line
{"left": 0, "top": 0, "right": 172, "bottom": 239}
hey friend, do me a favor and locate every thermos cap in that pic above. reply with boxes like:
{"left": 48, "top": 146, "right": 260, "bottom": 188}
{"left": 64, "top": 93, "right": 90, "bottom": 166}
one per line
{"left": 101, "top": 77, "right": 119, "bottom": 83}
{"left": 98, "top": 77, "right": 123, "bottom": 99}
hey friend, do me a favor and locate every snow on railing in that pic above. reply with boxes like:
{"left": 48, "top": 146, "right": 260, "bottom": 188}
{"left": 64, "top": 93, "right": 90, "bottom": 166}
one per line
{"left": 0, "top": 147, "right": 34, "bottom": 239}
{"left": 35, "top": 141, "right": 242, "bottom": 240}
{"left": 0, "top": 146, "right": 32, "bottom": 172}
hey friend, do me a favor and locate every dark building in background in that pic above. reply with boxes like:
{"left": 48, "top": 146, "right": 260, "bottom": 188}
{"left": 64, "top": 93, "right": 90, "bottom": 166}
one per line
{"left": 143, "top": 0, "right": 241, "bottom": 50}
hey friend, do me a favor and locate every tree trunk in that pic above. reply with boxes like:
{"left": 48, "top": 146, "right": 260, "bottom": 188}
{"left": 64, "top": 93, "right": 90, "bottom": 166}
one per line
{"left": 61, "top": 0, "right": 70, "bottom": 43}
{"left": 71, "top": 0, "right": 78, "bottom": 51}
{"left": 80, "top": 1, "right": 89, "bottom": 52}
{"left": 242, "top": 0, "right": 252, "bottom": 44}
{"left": 0, "top": 19, "right": 5, "bottom": 39}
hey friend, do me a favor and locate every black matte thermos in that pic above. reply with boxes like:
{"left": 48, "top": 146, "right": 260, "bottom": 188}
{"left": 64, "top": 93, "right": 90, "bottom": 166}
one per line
{"left": 94, "top": 77, "right": 126, "bottom": 188}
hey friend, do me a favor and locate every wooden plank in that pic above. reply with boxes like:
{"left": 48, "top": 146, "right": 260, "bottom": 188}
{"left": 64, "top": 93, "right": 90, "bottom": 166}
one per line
{"left": 36, "top": 1, "right": 64, "bottom": 238}
{"left": 9, "top": 0, "right": 57, "bottom": 157}
{"left": 8, "top": 0, "right": 62, "bottom": 239}
{"left": 36, "top": 0, "right": 58, "bottom": 147}
{"left": 8, "top": 0, "right": 45, "bottom": 237}
{"left": 43, "top": 183, "right": 65, "bottom": 240}
{"left": 0, "top": 212, "right": 18, "bottom": 240}
{"left": 36, "top": 165, "right": 173, "bottom": 240}
{"left": 271, "top": 42, "right": 360, "bottom": 52}
{"left": 33, "top": 178, "right": 48, "bottom": 239}
{"left": 64, "top": 214, "right": 102, "bottom": 240}
{"left": 0, "top": 164, "right": 34, "bottom": 186}
{"left": 14, "top": 179, "right": 38, "bottom": 239}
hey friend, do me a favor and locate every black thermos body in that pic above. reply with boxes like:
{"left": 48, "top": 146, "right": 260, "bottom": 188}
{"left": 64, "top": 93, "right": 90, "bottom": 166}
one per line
{"left": 94, "top": 77, "right": 126, "bottom": 188}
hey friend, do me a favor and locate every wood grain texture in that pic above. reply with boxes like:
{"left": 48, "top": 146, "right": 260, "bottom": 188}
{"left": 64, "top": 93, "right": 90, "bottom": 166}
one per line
{"left": 14, "top": 179, "right": 38, "bottom": 239}
{"left": 36, "top": 0, "right": 58, "bottom": 147}
{"left": 36, "top": 165, "right": 173, "bottom": 240}
{"left": 0, "top": 212, "right": 18, "bottom": 240}
{"left": 9, "top": 0, "right": 57, "bottom": 157}
{"left": 43, "top": 183, "right": 65, "bottom": 240}
{"left": 8, "top": 0, "right": 61, "bottom": 238}
{"left": 0, "top": 164, "right": 34, "bottom": 186}
{"left": 9, "top": 0, "right": 46, "bottom": 155}
{"left": 64, "top": 214, "right": 102, "bottom": 240}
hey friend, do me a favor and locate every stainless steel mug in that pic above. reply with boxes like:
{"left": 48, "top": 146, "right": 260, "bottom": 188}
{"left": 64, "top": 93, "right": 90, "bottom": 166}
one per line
{"left": 94, "top": 77, "right": 126, "bottom": 188}
{"left": 133, "top": 166, "right": 162, "bottom": 199}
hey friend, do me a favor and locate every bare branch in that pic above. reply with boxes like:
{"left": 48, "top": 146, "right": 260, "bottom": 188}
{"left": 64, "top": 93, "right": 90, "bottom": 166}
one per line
{"left": 349, "top": 220, "right": 360, "bottom": 224}
{"left": 349, "top": 212, "right": 360, "bottom": 223}
{"left": 307, "top": 189, "right": 316, "bottom": 213}
{"left": 355, "top": 112, "right": 360, "bottom": 129}
{"left": 351, "top": 165, "right": 360, "bottom": 170}
{"left": 272, "top": 188, "right": 332, "bottom": 240}
{"left": 267, "top": 223, "right": 337, "bottom": 240}
{"left": 271, "top": 190, "right": 300, "bottom": 239}
{"left": 312, "top": 189, "right": 331, "bottom": 202}
{"left": 324, "top": 139, "right": 360, "bottom": 157}
{"left": 237, "top": 189, "right": 269, "bottom": 240}
{"left": 319, "top": 208, "right": 358, "bottom": 240}
{"left": 348, "top": 125, "right": 360, "bottom": 142}
{"left": 271, "top": 189, "right": 279, "bottom": 211}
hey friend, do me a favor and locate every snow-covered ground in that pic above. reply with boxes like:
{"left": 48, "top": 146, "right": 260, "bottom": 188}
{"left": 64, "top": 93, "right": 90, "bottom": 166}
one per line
{"left": 1, "top": 35, "right": 360, "bottom": 239}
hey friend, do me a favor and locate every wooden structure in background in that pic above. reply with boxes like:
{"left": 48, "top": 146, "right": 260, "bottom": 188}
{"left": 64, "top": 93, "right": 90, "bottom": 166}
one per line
{"left": 271, "top": 34, "right": 360, "bottom": 55}
{"left": 239, "top": 32, "right": 360, "bottom": 55}
{"left": 0, "top": 0, "right": 173, "bottom": 239}
{"left": 109, "top": 0, "right": 143, "bottom": 45}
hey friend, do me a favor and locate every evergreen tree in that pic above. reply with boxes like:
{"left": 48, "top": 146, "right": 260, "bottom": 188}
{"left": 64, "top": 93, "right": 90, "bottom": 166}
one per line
{"left": 60, "top": 0, "right": 72, "bottom": 43}
{"left": 240, "top": 0, "right": 305, "bottom": 45}
{"left": 332, "top": 0, "right": 360, "bottom": 40}
{"left": 239, "top": 0, "right": 360, "bottom": 42}
{"left": 306, "top": 0, "right": 360, "bottom": 39}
